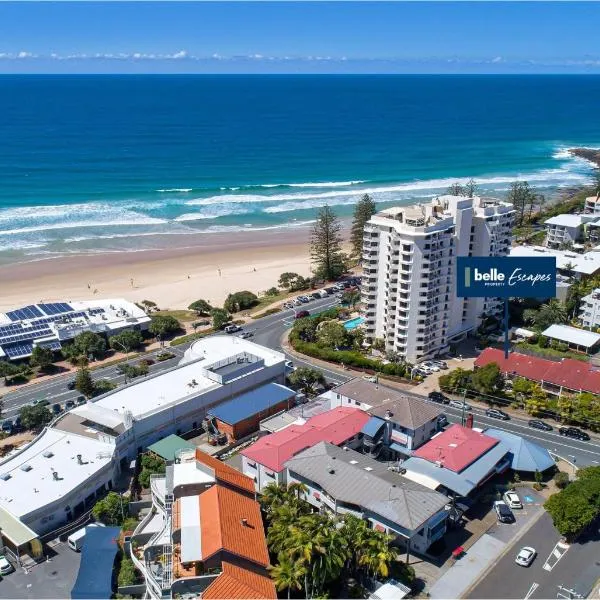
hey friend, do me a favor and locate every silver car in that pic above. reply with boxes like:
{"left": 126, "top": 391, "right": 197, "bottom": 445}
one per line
{"left": 515, "top": 547, "right": 536, "bottom": 567}
{"left": 449, "top": 400, "right": 472, "bottom": 411}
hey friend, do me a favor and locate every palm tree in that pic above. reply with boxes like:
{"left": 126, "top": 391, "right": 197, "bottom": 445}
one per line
{"left": 269, "top": 554, "right": 306, "bottom": 599}
{"left": 260, "top": 483, "right": 289, "bottom": 517}
{"left": 287, "top": 481, "right": 308, "bottom": 500}
{"left": 342, "top": 289, "right": 361, "bottom": 309}
{"left": 359, "top": 531, "right": 399, "bottom": 579}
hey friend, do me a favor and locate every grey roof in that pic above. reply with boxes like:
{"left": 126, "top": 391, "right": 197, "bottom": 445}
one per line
{"left": 484, "top": 428, "right": 555, "bottom": 472}
{"left": 284, "top": 442, "right": 448, "bottom": 532}
{"left": 334, "top": 379, "right": 441, "bottom": 430}
{"left": 402, "top": 442, "right": 511, "bottom": 497}
{"left": 542, "top": 324, "right": 600, "bottom": 348}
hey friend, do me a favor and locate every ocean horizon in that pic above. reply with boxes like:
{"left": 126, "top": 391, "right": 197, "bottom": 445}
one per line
{"left": 1, "top": 74, "right": 599, "bottom": 266}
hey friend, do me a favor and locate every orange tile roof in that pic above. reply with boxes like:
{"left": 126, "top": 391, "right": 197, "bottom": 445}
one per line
{"left": 195, "top": 449, "right": 256, "bottom": 494}
{"left": 200, "top": 485, "right": 270, "bottom": 567}
{"left": 203, "top": 561, "right": 276, "bottom": 600}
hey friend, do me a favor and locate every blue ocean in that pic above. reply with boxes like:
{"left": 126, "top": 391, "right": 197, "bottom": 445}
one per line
{"left": 0, "top": 75, "right": 599, "bottom": 265}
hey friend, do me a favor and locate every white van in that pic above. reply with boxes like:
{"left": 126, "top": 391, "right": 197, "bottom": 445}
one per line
{"left": 67, "top": 523, "right": 104, "bottom": 552}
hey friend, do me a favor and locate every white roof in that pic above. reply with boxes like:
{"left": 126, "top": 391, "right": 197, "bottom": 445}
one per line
{"left": 172, "top": 455, "right": 215, "bottom": 490}
{"left": 510, "top": 245, "right": 600, "bottom": 276}
{"left": 544, "top": 214, "right": 588, "bottom": 227}
{"left": 542, "top": 324, "right": 600, "bottom": 348}
{"left": 0, "top": 428, "right": 114, "bottom": 519}
{"left": 71, "top": 403, "right": 128, "bottom": 431}
{"left": 400, "top": 469, "right": 441, "bottom": 491}
{"left": 512, "top": 328, "right": 536, "bottom": 339}
{"left": 180, "top": 495, "right": 202, "bottom": 563}
{"left": 369, "top": 581, "right": 411, "bottom": 600}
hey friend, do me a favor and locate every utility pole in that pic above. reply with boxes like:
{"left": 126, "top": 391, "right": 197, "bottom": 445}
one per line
{"left": 461, "top": 388, "right": 468, "bottom": 426}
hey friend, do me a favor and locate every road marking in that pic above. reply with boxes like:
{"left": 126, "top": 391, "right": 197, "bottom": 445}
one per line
{"left": 524, "top": 582, "right": 539, "bottom": 599}
{"left": 542, "top": 541, "right": 569, "bottom": 571}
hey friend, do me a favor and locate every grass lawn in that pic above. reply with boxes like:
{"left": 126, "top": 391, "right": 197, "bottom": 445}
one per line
{"left": 154, "top": 309, "right": 199, "bottom": 322}
{"left": 250, "top": 291, "right": 291, "bottom": 312}
{"left": 515, "top": 342, "right": 590, "bottom": 362}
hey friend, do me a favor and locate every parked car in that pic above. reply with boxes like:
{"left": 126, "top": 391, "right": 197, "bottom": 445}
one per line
{"left": 503, "top": 490, "right": 523, "bottom": 509}
{"left": 437, "top": 414, "right": 449, "bottom": 428}
{"left": 12, "top": 417, "right": 22, "bottom": 433}
{"left": 325, "top": 287, "right": 337, "bottom": 295}
{"left": 67, "top": 380, "right": 76, "bottom": 390}
{"left": 293, "top": 299, "right": 304, "bottom": 307}
{"left": 285, "top": 360, "right": 295, "bottom": 371}
{"left": 1, "top": 421, "right": 13, "bottom": 435}
{"left": 559, "top": 426, "right": 590, "bottom": 441}
{"left": 431, "top": 360, "right": 448, "bottom": 369}
{"left": 311, "top": 292, "right": 321, "bottom": 300}
{"left": 65, "top": 400, "right": 75, "bottom": 410}
{"left": 449, "top": 400, "right": 472, "bottom": 411}
{"left": 486, "top": 408, "right": 510, "bottom": 421}
{"left": 52, "top": 403, "right": 62, "bottom": 415}
{"left": 421, "top": 361, "right": 440, "bottom": 372}
{"left": 298, "top": 296, "right": 311, "bottom": 303}
{"left": 428, "top": 391, "right": 449, "bottom": 404}
{"left": 362, "top": 375, "right": 377, "bottom": 383}
{"left": 0, "top": 555, "right": 13, "bottom": 575}
{"left": 239, "top": 331, "right": 254, "bottom": 339}
{"left": 515, "top": 547, "right": 536, "bottom": 567}
{"left": 528, "top": 419, "right": 553, "bottom": 432}
{"left": 282, "top": 302, "right": 294, "bottom": 310}
{"left": 295, "top": 310, "right": 310, "bottom": 319}
{"left": 224, "top": 324, "right": 242, "bottom": 334}
{"left": 76, "top": 395, "right": 86, "bottom": 405}
{"left": 318, "top": 290, "right": 329, "bottom": 298}
{"left": 494, "top": 500, "right": 514, "bottom": 523}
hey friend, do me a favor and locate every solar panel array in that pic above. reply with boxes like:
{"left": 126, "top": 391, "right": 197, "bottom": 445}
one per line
{"left": 88, "top": 308, "right": 106, "bottom": 316}
{"left": 39, "top": 302, "right": 74, "bottom": 316}
{"left": 39, "top": 341, "right": 62, "bottom": 351}
{"left": 4, "top": 343, "right": 34, "bottom": 359}
{"left": 5, "top": 305, "right": 44, "bottom": 322}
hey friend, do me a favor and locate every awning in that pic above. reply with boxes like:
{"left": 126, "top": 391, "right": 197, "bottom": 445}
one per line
{"left": 0, "top": 506, "right": 38, "bottom": 547}
{"left": 362, "top": 416, "right": 385, "bottom": 438}
{"left": 389, "top": 443, "right": 410, "bottom": 455}
{"left": 180, "top": 495, "right": 202, "bottom": 563}
{"left": 401, "top": 470, "right": 441, "bottom": 491}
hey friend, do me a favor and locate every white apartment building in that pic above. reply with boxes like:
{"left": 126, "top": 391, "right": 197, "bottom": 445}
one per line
{"left": 580, "top": 288, "right": 600, "bottom": 330}
{"left": 362, "top": 195, "right": 514, "bottom": 363}
{"left": 584, "top": 194, "right": 600, "bottom": 215}
{"left": 544, "top": 214, "right": 596, "bottom": 249}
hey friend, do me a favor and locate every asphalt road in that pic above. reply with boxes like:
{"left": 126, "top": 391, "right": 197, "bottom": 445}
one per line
{"left": 467, "top": 512, "right": 600, "bottom": 599}
{"left": 3, "top": 293, "right": 600, "bottom": 467}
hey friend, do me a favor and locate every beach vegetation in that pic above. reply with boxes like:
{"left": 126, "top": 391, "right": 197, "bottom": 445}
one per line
{"left": 265, "top": 287, "right": 280, "bottom": 297}
{"left": 447, "top": 179, "right": 477, "bottom": 197}
{"left": 62, "top": 331, "right": 107, "bottom": 363}
{"left": 92, "top": 491, "right": 130, "bottom": 526}
{"left": 210, "top": 308, "right": 230, "bottom": 330}
{"left": 75, "top": 366, "right": 95, "bottom": 398}
{"left": 188, "top": 299, "right": 212, "bottom": 316}
{"left": 29, "top": 345, "right": 54, "bottom": 371}
{"left": 223, "top": 290, "right": 259, "bottom": 312}
{"left": 507, "top": 181, "right": 545, "bottom": 226}
{"left": 350, "top": 193, "right": 376, "bottom": 260}
{"left": 310, "top": 205, "right": 347, "bottom": 280}
{"left": 287, "top": 367, "right": 326, "bottom": 395}
{"left": 19, "top": 403, "right": 53, "bottom": 431}
{"left": 278, "top": 272, "right": 310, "bottom": 292}
{"left": 148, "top": 315, "right": 181, "bottom": 338}
{"left": 140, "top": 299, "right": 159, "bottom": 313}
{"left": 109, "top": 330, "right": 144, "bottom": 354}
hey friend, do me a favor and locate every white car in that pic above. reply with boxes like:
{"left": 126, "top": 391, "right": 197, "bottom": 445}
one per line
{"left": 283, "top": 302, "right": 294, "bottom": 310}
{"left": 0, "top": 555, "right": 13, "bottom": 575}
{"left": 421, "top": 362, "right": 440, "bottom": 372}
{"left": 285, "top": 360, "right": 295, "bottom": 371}
{"left": 515, "top": 546, "right": 536, "bottom": 567}
{"left": 503, "top": 490, "right": 523, "bottom": 509}
{"left": 363, "top": 375, "right": 377, "bottom": 383}
{"left": 449, "top": 400, "right": 472, "bottom": 411}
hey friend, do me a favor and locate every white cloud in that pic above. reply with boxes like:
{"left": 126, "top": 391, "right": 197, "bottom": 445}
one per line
{"left": 491, "top": 56, "right": 503, "bottom": 63}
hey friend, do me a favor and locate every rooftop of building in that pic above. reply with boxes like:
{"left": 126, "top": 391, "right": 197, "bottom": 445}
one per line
{"left": 194, "top": 449, "right": 256, "bottom": 495}
{"left": 285, "top": 442, "right": 448, "bottom": 532}
{"left": 0, "top": 428, "right": 115, "bottom": 518}
{"left": 242, "top": 406, "right": 370, "bottom": 473}
{"left": 542, "top": 323, "right": 600, "bottom": 348}
{"left": 413, "top": 424, "right": 500, "bottom": 473}
{"left": 474, "top": 348, "right": 600, "bottom": 395}
{"left": 148, "top": 434, "right": 195, "bottom": 462}
{"left": 510, "top": 245, "right": 600, "bottom": 275}
{"left": 202, "top": 561, "right": 276, "bottom": 600}
{"left": 544, "top": 214, "right": 596, "bottom": 227}
{"left": 208, "top": 383, "right": 296, "bottom": 426}
{"left": 484, "top": 428, "right": 555, "bottom": 472}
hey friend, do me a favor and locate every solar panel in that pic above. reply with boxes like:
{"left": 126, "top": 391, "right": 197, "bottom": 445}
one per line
{"left": 3, "top": 342, "right": 34, "bottom": 358}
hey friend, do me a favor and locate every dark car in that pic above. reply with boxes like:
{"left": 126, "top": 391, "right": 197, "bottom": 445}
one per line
{"left": 494, "top": 500, "right": 514, "bottom": 523}
{"left": 295, "top": 310, "right": 310, "bottom": 319}
{"left": 325, "top": 287, "right": 336, "bottom": 295}
{"left": 486, "top": 408, "right": 510, "bottom": 421}
{"left": 437, "top": 414, "right": 449, "bottom": 428}
{"left": 559, "top": 426, "right": 590, "bottom": 441}
{"left": 528, "top": 419, "right": 553, "bottom": 432}
{"left": 52, "top": 403, "right": 62, "bottom": 415}
{"left": 311, "top": 292, "right": 321, "bottom": 300}
{"left": 67, "top": 380, "right": 76, "bottom": 390}
{"left": 1, "top": 421, "right": 13, "bottom": 435}
{"left": 428, "top": 391, "right": 449, "bottom": 404}
{"left": 12, "top": 417, "right": 22, "bottom": 433}
{"left": 65, "top": 400, "right": 75, "bottom": 410}
{"left": 76, "top": 395, "right": 86, "bottom": 405}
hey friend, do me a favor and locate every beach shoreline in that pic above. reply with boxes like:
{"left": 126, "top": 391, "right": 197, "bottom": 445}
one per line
{"left": 0, "top": 227, "right": 317, "bottom": 312}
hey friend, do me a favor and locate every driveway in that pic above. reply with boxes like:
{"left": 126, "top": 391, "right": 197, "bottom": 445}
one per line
{"left": 413, "top": 356, "right": 476, "bottom": 395}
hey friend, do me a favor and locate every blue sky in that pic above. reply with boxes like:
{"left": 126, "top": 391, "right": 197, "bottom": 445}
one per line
{"left": 1, "top": 2, "right": 600, "bottom": 74}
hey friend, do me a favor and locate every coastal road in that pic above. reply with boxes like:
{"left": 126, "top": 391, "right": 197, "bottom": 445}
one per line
{"left": 466, "top": 512, "right": 600, "bottom": 599}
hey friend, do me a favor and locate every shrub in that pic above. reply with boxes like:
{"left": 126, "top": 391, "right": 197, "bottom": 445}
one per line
{"left": 265, "top": 287, "right": 280, "bottom": 297}
{"left": 554, "top": 471, "right": 570, "bottom": 489}
{"left": 224, "top": 291, "right": 259, "bottom": 313}
{"left": 533, "top": 482, "right": 543, "bottom": 491}
{"left": 538, "top": 336, "right": 549, "bottom": 348}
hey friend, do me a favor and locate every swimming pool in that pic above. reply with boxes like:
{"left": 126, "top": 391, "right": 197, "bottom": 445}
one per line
{"left": 343, "top": 316, "right": 365, "bottom": 330}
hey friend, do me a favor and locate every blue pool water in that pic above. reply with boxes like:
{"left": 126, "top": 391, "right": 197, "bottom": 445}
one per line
{"left": 343, "top": 316, "right": 365, "bottom": 330}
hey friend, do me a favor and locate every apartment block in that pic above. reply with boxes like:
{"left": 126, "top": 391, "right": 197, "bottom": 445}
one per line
{"left": 580, "top": 288, "right": 600, "bottom": 330}
{"left": 362, "top": 195, "right": 514, "bottom": 363}
{"left": 585, "top": 194, "right": 600, "bottom": 215}
{"left": 544, "top": 214, "right": 595, "bottom": 249}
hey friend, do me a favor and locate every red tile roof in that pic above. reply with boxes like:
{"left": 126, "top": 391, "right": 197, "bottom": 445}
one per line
{"left": 195, "top": 449, "right": 256, "bottom": 494}
{"left": 203, "top": 561, "right": 276, "bottom": 600}
{"left": 241, "top": 407, "right": 370, "bottom": 472}
{"left": 475, "top": 348, "right": 600, "bottom": 395}
{"left": 413, "top": 424, "right": 499, "bottom": 473}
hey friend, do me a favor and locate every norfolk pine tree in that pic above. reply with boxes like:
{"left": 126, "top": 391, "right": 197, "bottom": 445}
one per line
{"left": 350, "top": 194, "right": 376, "bottom": 260}
{"left": 310, "top": 205, "right": 346, "bottom": 280}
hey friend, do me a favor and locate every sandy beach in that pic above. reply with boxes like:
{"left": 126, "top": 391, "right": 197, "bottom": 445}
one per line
{"left": 0, "top": 228, "right": 317, "bottom": 313}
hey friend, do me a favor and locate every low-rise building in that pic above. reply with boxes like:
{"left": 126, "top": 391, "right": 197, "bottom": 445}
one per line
{"left": 241, "top": 407, "right": 369, "bottom": 491}
{"left": 544, "top": 214, "right": 595, "bottom": 249}
{"left": 131, "top": 448, "right": 275, "bottom": 600}
{"left": 580, "top": 288, "right": 600, "bottom": 330}
{"left": 285, "top": 442, "right": 449, "bottom": 555}
{"left": 0, "top": 299, "right": 150, "bottom": 361}
{"left": 584, "top": 194, "right": 600, "bottom": 214}
{"left": 541, "top": 323, "right": 600, "bottom": 354}
{"left": 510, "top": 245, "right": 600, "bottom": 280}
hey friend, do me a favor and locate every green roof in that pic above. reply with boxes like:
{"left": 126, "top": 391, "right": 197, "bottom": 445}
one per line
{"left": 147, "top": 434, "right": 195, "bottom": 461}
{"left": 0, "top": 506, "right": 38, "bottom": 547}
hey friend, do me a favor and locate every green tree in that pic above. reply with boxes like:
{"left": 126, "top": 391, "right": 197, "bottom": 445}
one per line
{"left": 109, "top": 330, "right": 143, "bottom": 353}
{"left": 465, "top": 178, "right": 478, "bottom": 198}
{"left": 447, "top": 182, "right": 466, "bottom": 196}
{"left": 0, "top": 361, "right": 21, "bottom": 383}
{"left": 188, "top": 299, "right": 212, "bottom": 316}
{"left": 265, "top": 287, "right": 280, "bottom": 297}
{"left": 224, "top": 291, "right": 259, "bottom": 313}
{"left": 75, "top": 366, "right": 95, "bottom": 398}
{"left": 288, "top": 367, "right": 326, "bottom": 395}
{"left": 350, "top": 193, "right": 377, "bottom": 260}
{"left": 293, "top": 317, "right": 319, "bottom": 343}
{"left": 524, "top": 385, "right": 547, "bottom": 417}
{"left": 19, "top": 404, "right": 53, "bottom": 431}
{"left": 140, "top": 299, "right": 158, "bottom": 313}
{"left": 210, "top": 308, "right": 230, "bottom": 330}
{"left": 92, "top": 491, "right": 129, "bottom": 525}
{"left": 118, "top": 557, "right": 139, "bottom": 587}
{"left": 471, "top": 363, "right": 504, "bottom": 395}
{"left": 279, "top": 272, "right": 310, "bottom": 292}
{"left": 269, "top": 554, "right": 306, "bottom": 600}
{"left": 29, "top": 345, "right": 54, "bottom": 370}
{"left": 438, "top": 367, "right": 472, "bottom": 392}
{"left": 507, "top": 181, "right": 544, "bottom": 226}
{"left": 310, "top": 205, "right": 346, "bottom": 280}
{"left": 138, "top": 453, "right": 166, "bottom": 488}
{"left": 148, "top": 315, "right": 180, "bottom": 338}
{"left": 554, "top": 472, "right": 570, "bottom": 489}
{"left": 341, "top": 289, "right": 361, "bottom": 309}
{"left": 316, "top": 321, "right": 348, "bottom": 349}
{"left": 63, "top": 331, "right": 107, "bottom": 362}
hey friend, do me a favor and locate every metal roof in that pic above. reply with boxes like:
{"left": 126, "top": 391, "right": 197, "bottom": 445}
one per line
{"left": 285, "top": 442, "right": 448, "bottom": 532}
{"left": 148, "top": 434, "right": 195, "bottom": 461}
{"left": 208, "top": 383, "right": 295, "bottom": 425}
{"left": 542, "top": 324, "right": 600, "bottom": 348}
{"left": 0, "top": 506, "right": 38, "bottom": 547}
{"left": 484, "top": 428, "right": 555, "bottom": 472}
{"left": 362, "top": 416, "right": 386, "bottom": 438}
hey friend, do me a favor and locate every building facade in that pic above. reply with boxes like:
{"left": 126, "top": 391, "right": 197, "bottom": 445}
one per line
{"left": 544, "top": 214, "right": 594, "bottom": 249}
{"left": 362, "top": 196, "right": 514, "bottom": 363}
{"left": 580, "top": 288, "right": 600, "bottom": 330}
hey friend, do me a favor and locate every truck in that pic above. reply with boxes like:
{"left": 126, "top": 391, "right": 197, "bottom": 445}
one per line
{"left": 67, "top": 523, "right": 104, "bottom": 552}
